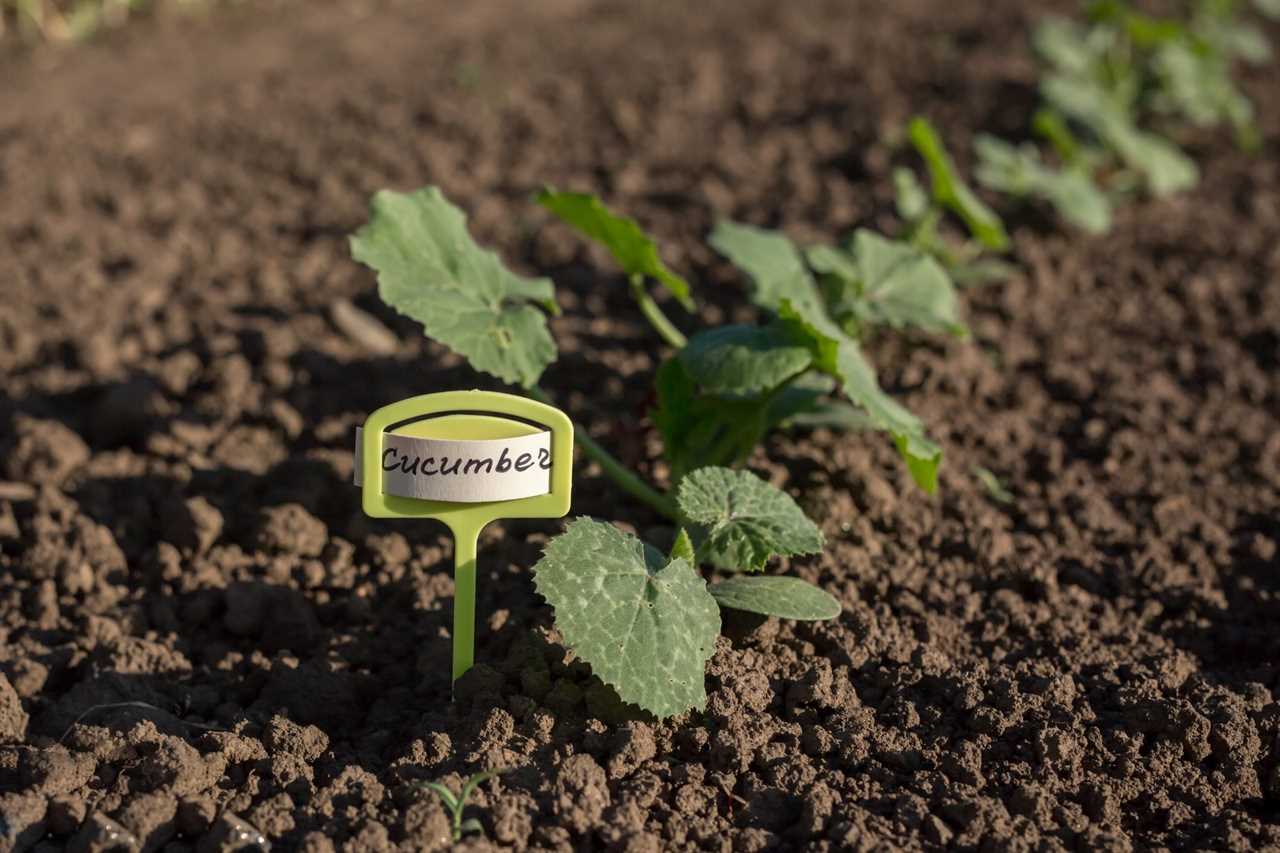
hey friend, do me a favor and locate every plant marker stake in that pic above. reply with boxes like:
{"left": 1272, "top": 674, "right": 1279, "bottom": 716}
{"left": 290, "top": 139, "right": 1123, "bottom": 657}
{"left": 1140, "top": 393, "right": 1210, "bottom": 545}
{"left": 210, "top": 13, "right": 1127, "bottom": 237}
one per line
{"left": 356, "top": 390, "right": 572, "bottom": 684}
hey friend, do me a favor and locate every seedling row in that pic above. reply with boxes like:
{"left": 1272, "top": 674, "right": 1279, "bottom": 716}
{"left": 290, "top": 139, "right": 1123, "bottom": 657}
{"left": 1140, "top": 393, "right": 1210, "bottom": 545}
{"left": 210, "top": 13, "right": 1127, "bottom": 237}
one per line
{"left": 349, "top": 0, "right": 1278, "bottom": 719}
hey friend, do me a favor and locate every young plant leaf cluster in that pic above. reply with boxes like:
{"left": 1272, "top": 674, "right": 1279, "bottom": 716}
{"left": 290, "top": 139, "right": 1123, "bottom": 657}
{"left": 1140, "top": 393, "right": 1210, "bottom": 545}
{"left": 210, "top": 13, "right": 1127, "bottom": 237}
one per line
{"left": 352, "top": 183, "right": 962, "bottom": 499}
{"left": 972, "top": 0, "right": 1278, "bottom": 232}
{"left": 530, "top": 467, "right": 834, "bottom": 718}
{"left": 352, "top": 187, "right": 851, "bottom": 717}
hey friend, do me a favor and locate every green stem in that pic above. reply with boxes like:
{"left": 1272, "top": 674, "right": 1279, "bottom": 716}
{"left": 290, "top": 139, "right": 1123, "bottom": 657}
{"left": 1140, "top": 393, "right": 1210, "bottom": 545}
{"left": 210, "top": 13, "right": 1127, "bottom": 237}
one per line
{"left": 529, "top": 386, "right": 678, "bottom": 520}
{"left": 629, "top": 274, "right": 687, "bottom": 349}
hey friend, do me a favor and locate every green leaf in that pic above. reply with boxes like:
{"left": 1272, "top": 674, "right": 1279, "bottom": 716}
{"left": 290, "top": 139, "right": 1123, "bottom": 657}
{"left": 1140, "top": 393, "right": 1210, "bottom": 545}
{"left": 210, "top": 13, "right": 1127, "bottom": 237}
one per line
{"left": 458, "top": 769, "right": 502, "bottom": 805}
{"left": 951, "top": 257, "right": 1020, "bottom": 288}
{"left": 812, "top": 231, "right": 967, "bottom": 336}
{"left": 708, "top": 576, "right": 841, "bottom": 620}
{"left": 805, "top": 244, "right": 862, "bottom": 284}
{"left": 536, "top": 189, "right": 694, "bottom": 309}
{"left": 459, "top": 818, "right": 484, "bottom": 838}
{"left": 708, "top": 220, "right": 812, "bottom": 312}
{"left": 1151, "top": 40, "right": 1256, "bottom": 140}
{"left": 531, "top": 519, "right": 720, "bottom": 718}
{"left": 679, "top": 324, "right": 813, "bottom": 396}
{"left": 893, "top": 167, "right": 930, "bottom": 222}
{"left": 778, "top": 399, "right": 876, "bottom": 432}
{"left": 974, "top": 135, "right": 1112, "bottom": 234}
{"left": 1100, "top": 116, "right": 1199, "bottom": 196}
{"left": 765, "top": 373, "right": 839, "bottom": 429}
{"left": 1256, "top": 0, "right": 1280, "bottom": 20}
{"left": 1032, "top": 108, "right": 1086, "bottom": 166}
{"left": 670, "top": 528, "right": 696, "bottom": 563}
{"left": 676, "top": 467, "right": 824, "bottom": 572}
{"left": 1034, "top": 16, "right": 1102, "bottom": 77}
{"left": 971, "top": 465, "right": 1015, "bottom": 505}
{"left": 423, "top": 782, "right": 460, "bottom": 815}
{"left": 350, "top": 187, "right": 558, "bottom": 388}
{"left": 1211, "top": 20, "right": 1272, "bottom": 63}
{"left": 653, "top": 357, "right": 772, "bottom": 480}
{"left": 711, "top": 223, "right": 942, "bottom": 491}
{"left": 906, "top": 116, "right": 1011, "bottom": 251}
{"left": 778, "top": 301, "right": 942, "bottom": 493}
{"left": 1041, "top": 76, "right": 1198, "bottom": 196}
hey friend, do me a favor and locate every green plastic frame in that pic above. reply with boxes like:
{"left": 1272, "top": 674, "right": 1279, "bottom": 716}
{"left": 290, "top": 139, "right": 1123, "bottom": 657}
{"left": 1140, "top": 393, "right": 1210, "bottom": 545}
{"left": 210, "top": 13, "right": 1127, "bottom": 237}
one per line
{"left": 360, "top": 389, "right": 573, "bottom": 526}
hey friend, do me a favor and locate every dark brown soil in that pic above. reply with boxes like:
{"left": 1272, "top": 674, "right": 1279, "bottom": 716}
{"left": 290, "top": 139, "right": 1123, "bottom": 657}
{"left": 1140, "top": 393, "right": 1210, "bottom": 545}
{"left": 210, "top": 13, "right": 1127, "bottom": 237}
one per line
{"left": 2, "top": 0, "right": 1279, "bottom": 850}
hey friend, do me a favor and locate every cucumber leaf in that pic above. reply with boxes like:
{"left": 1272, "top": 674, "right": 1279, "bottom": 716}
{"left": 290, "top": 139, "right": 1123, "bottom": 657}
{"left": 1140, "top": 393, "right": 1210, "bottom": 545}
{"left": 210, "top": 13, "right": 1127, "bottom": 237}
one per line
{"left": 906, "top": 116, "right": 1011, "bottom": 251}
{"left": 893, "top": 167, "right": 931, "bottom": 223}
{"left": 1152, "top": 40, "right": 1256, "bottom": 143}
{"left": 1039, "top": 70, "right": 1198, "bottom": 197}
{"left": 679, "top": 324, "right": 813, "bottom": 396}
{"left": 951, "top": 257, "right": 1021, "bottom": 288}
{"left": 974, "top": 135, "right": 1112, "bottom": 234}
{"left": 1034, "top": 16, "right": 1104, "bottom": 77}
{"left": 766, "top": 373, "right": 841, "bottom": 429}
{"left": 708, "top": 220, "right": 813, "bottom": 312}
{"left": 778, "top": 296, "right": 941, "bottom": 494}
{"left": 536, "top": 189, "right": 694, "bottom": 309}
{"left": 531, "top": 518, "right": 720, "bottom": 719}
{"left": 670, "top": 528, "right": 696, "bottom": 563}
{"left": 708, "top": 576, "right": 841, "bottom": 621}
{"left": 653, "top": 357, "right": 773, "bottom": 480}
{"left": 778, "top": 398, "right": 876, "bottom": 431}
{"left": 676, "top": 466, "right": 824, "bottom": 573}
{"left": 350, "top": 187, "right": 558, "bottom": 388}
{"left": 710, "top": 222, "right": 943, "bottom": 492}
{"left": 811, "top": 231, "right": 967, "bottom": 336}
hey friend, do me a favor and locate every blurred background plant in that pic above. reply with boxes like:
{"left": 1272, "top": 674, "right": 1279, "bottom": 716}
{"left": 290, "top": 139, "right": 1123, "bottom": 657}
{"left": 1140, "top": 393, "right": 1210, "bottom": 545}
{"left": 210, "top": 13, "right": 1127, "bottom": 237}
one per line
{"left": 0, "top": 0, "right": 236, "bottom": 44}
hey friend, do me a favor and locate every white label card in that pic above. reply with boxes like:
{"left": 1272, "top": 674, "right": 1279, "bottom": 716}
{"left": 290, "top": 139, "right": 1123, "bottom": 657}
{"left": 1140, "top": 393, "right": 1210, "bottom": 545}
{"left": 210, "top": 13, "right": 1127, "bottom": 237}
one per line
{"left": 353, "top": 428, "right": 553, "bottom": 503}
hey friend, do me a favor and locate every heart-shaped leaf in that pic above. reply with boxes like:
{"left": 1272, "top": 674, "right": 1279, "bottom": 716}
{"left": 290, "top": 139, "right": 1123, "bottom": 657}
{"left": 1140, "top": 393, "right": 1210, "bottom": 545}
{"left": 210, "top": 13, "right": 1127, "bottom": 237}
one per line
{"left": 708, "top": 575, "right": 841, "bottom": 620}
{"left": 810, "top": 231, "right": 967, "bottom": 336}
{"left": 531, "top": 518, "right": 720, "bottom": 718}
{"left": 676, "top": 467, "right": 824, "bottom": 572}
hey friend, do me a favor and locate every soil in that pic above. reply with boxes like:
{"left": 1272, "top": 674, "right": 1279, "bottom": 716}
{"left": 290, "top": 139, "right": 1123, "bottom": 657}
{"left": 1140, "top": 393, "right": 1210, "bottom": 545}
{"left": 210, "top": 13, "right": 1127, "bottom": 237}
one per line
{"left": 2, "top": 0, "right": 1279, "bottom": 850}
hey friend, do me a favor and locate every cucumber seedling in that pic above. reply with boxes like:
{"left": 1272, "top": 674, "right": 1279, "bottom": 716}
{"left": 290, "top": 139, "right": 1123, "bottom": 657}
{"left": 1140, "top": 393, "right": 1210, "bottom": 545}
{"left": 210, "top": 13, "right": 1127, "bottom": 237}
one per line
{"left": 539, "top": 186, "right": 958, "bottom": 494}
{"left": 353, "top": 186, "right": 943, "bottom": 716}
{"left": 893, "top": 116, "right": 1019, "bottom": 286}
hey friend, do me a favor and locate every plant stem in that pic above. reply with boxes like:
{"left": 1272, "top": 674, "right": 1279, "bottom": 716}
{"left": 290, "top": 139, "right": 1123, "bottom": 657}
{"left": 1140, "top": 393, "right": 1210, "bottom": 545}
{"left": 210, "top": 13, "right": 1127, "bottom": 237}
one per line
{"left": 529, "top": 386, "right": 678, "bottom": 520}
{"left": 629, "top": 274, "right": 687, "bottom": 349}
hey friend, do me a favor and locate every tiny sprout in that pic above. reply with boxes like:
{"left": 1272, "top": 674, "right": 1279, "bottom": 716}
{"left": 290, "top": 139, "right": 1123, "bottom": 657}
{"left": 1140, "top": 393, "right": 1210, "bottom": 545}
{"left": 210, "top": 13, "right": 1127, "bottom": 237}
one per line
{"left": 422, "top": 769, "right": 505, "bottom": 843}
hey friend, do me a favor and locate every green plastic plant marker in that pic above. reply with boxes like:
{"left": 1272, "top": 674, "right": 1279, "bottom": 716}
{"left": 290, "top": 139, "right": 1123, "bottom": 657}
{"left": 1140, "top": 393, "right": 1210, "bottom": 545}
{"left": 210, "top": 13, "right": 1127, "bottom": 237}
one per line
{"left": 356, "top": 390, "right": 573, "bottom": 684}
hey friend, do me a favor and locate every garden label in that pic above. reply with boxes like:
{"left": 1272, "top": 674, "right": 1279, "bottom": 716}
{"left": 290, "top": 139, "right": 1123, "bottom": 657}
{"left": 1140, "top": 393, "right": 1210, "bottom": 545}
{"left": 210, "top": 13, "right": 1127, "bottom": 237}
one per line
{"left": 353, "top": 428, "right": 553, "bottom": 503}
{"left": 355, "top": 390, "right": 573, "bottom": 684}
